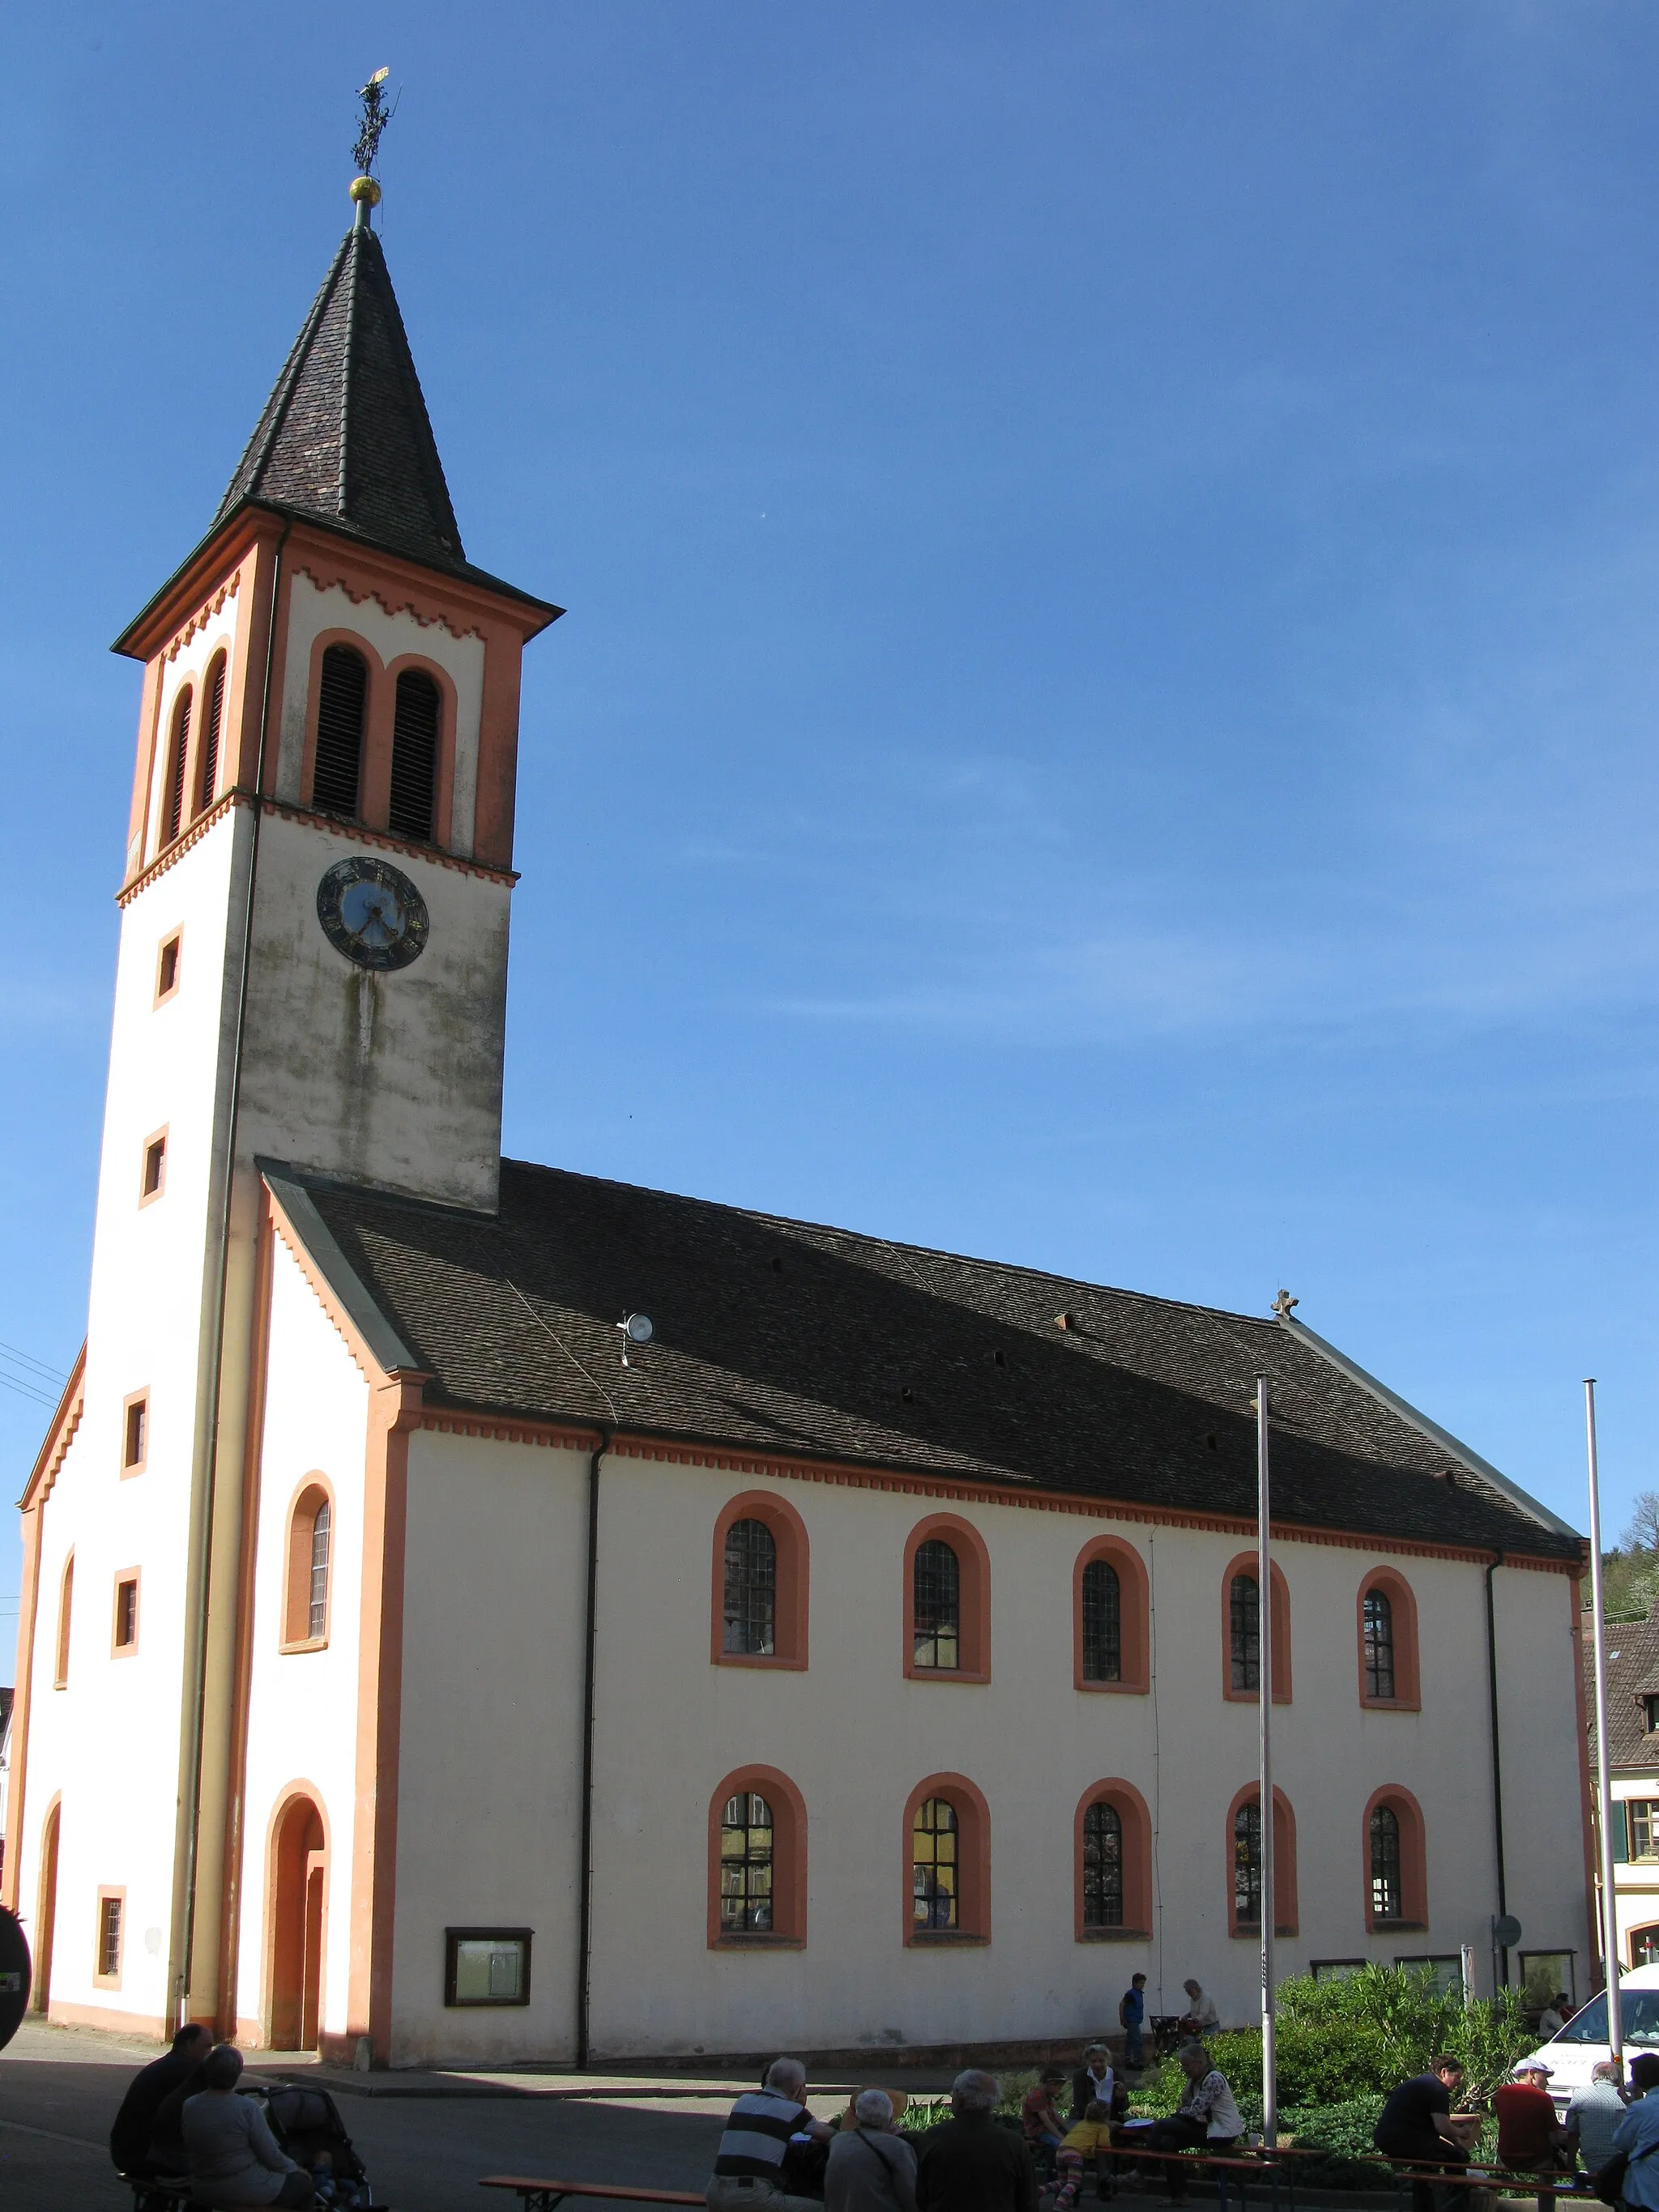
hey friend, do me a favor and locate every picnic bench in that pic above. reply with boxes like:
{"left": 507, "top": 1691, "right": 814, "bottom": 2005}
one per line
{"left": 482, "top": 2180, "right": 708, "bottom": 2212}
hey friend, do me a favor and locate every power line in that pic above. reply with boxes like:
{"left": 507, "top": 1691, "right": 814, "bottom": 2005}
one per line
{"left": 0, "top": 1370, "right": 57, "bottom": 1409}
{"left": 0, "top": 1341, "right": 66, "bottom": 1384}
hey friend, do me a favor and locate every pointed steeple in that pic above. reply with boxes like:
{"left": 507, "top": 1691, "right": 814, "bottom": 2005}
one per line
{"left": 215, "top": 202, "right": 469, "bottom": 579}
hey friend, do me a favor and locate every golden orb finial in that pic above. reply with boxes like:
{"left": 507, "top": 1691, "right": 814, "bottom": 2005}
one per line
{"left": 349, "top": 175, "right": 382, "bottom": 207}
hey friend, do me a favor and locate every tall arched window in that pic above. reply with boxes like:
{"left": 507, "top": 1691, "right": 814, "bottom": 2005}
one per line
{"left": 1370, "top": 1803, "right": 1402, "bottom": 1920}
{"left": 912, "top": 1796, "right": 959, "bottom": 1929}
{"left": 723, "top": 1518, "right": 777, "bottom": 1656}
{"left": 1226, "top": 1784, "right": 1298, "bottom": 1936}
{"left": 913, "top": 1540, "right": 960, "bottom": 1670}
{"left": 1363, "top": 1590, "right": 1395, "bottom": 1701}
{"left": 197, "top": 651, "right": 227, "bottom": 816}
{"left": 719, "top": 1791, "right": 774, "bottom": 1933}
{"left": 389, "top": 669, "right": 441, "bottom": 842}
{"left": 1222, "top": 1553, "right": 1291, "bottom": 1702}
{"left": 53, "top": 1554, "right": 73, "bottom": 1687}
{"left": 312, "top": 646, "right": 368, "bottom": 819}
{"left": 1230, "top": 1574, "right": 1260, "bottom": 1691}
{"left": 1081, "top": 1800, "right": 1123, "bottom": 1928}
{"left": 164, "top": 687, "right": 193, "bottom": 844}
{"left": 1081, "top": 1558, "right": 1121, "bottom": 1683}
{"left": 283, "top": 1482, "right": 333, "bottom": 1649}
{"left": 1234, "top": 1797, "right": 1262, "bottom": 1924}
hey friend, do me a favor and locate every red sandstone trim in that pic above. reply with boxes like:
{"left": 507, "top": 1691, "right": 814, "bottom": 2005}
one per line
{"left": 710, "top": 1490, "right": 809, "bottom": 1669}
{"left": 1356, "top": 1566, "right": 1422, "bottom": 1711}
{"left": 1073, "top": 1534, "right": 1150, "bottom": 1694}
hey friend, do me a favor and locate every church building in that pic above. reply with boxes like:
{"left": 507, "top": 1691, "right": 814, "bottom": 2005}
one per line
{"left": 5, "top": 174, "right": 1595, "bottom": 2069}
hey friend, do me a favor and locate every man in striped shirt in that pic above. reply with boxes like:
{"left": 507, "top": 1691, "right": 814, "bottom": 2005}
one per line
{"left": 709, "top": 2058, "right": 834, "bottom": 2212}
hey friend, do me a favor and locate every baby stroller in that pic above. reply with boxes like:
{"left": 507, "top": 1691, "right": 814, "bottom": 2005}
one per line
{"left": 243, "top": 2081, "right": 388, "bottom": 2210}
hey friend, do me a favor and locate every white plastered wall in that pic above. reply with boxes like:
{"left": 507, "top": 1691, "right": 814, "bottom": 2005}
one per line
{"left": 389, "top": 1431, "right": 589, "bottom": 2065}
{"left": 234, "top": 1234, "right": 371, "bottom": 2045}
{"left": 274, "top": 573, "right": 486, "bottom": 858}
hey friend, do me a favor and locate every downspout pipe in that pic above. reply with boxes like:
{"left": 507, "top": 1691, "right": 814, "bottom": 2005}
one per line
{"left": 575, "top": 1426, "right": 611, "bottom": 2069}
{"left": 1485, "top": 1552, "right": 1509, "bottom": 1990}
{"left": 175, "top": 518, "right": 290, "bottom": 2027}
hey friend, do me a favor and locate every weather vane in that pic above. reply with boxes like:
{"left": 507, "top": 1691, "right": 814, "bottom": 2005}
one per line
{"left": 352, "top": 66, "right": 394, "bottom": 178}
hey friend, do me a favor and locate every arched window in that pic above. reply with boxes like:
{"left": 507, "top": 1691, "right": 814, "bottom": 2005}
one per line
{"left": 706, "top": 1766, "right": 806, "bottom": 1945}
{"left": 283, "top": 1482, "right": 333, "bottom": 1650}
{"left": 1363, "top": 1785, "right": 1427, "bottom": 1929}
{"left": 913, "top": 1541, "right": 960, "bottom": 1671}
{"left": 197, "top": 651, "right": 227, "bottom": 816}
{"left": 903, "top": 1772, "right": 990, "bottom": 1942}
{"left": 1370, "top": 1804, "right": 1402, "bottom": 1920}
{"left": 1075, "top": 1780, "right": 1153, "bottom": 1940}
{"left": 1082, "top": 1801, "right": 1122, "bottom": 1928}
{"left": 389, "top": 669, "right": 441, "bottom": 842}
{"left": 1081, "top": 1560, "right": 1120, "bottom": 1682}
{"left": 312, "top": 646, "right": 368, "bottom": 819}
{"left": 1226, "top": 1784, "right": 1298, "bottom": 1936}
{"left": 1357, "top": 1569, "right": 1421, "bottom": 1709}
{"left": 53, "top": 1554, "right": 73, "bottom": 1687}
{"left": 710, "top": 1492, "right": 809, "bottom": 1668}
{"left": 904, "top": 1515, "right": 991, "bottom": 1681}
{"left": 164, "top": 686, "right": 193, "bottom": 844}
{"left": 723, "top": 1518, "right": 777, "bottom": 1656}
{"left": 1631, "top": 1924, "right": 1659, "bottom": 1968}
{"left": 1222, "top": 1553, "right": 1291, "bottom": 1702}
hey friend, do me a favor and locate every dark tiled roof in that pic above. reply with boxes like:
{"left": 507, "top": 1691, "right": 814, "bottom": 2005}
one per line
{"left": 1584, "top": 1605, "right": 1659, "bottom": 1767}
{"left": 215, "top": 222, "right": 484, "bottom": 586}
{"left": 279, "top": 1158, "right": 1581, "bottom": 1560}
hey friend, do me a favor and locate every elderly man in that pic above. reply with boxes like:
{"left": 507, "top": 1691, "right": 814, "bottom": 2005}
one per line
{"left": 825, "top": 2089, "right": 917, "bottom": 2212}
{"left": 1610, "top": 2054, "right": 1659, "bottom": 2212}
{"left": 1141, "top": 2044, "right": 1242, "bottom": 2202}
{"left": 916, "top": 2070, "right": 1037, "bottom": 2212}
{"left": 710, "top": 2057, "right": 834, "bottom": 2212}
{"left": 1495, "top": 2061, "right": 1572, "bottom": 2212}
{"left": 1176, "top": 1982, "right": 1219, "bottom": 2039}
{"left": 1564, "top": 2060, "right": 1628, "bottom": 2180}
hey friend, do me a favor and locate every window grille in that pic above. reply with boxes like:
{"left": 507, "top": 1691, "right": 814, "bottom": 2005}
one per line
{"left": 719, "top": 1792, "right": 774, "bottom": 1933}
{"left": 198, "top": 653, "right": 226, "bottom": 814}
{"left": 1364, "top": 1589, "right": 1396, "bottom": 1699}
{"left": 389, "top": 669, "right": 441, "bottom": 842}
{"left": 722, "top": 1518, "right": 776, "bottom": 1655}
{"left": 309, "top": 1502, "right": 331, "bottom": 1641}
{"left": 913, "top": 1539, "right": 961, "bottom": 1669}
{"left": 164, "top": 688, "right": 193, "bottom": 843}
{"left": 1081, "top": 1558, "right": 1122, "bottom": 1681}
{"left": 1631, "top": 1801, "right": 1659, "bottom": 1860}
{"left": 98, "top": 1895, "right": 122, "bottom": 1979}
{"left": 312, "top": 646, "right": 368, "bottom": 818}
{"left": 1370, "top": 1804, "right": 1403, "bottom": 1919}
{"left": 1082, "top": 1799, "right": 1124, "bottom": 1927}
{"left": 1234, "top": 1798, "right": 1262, "bottom": 1925}
{"left": 1230, "top": 1573, "right": 1260, "bottom": 1692}
{"left": 912, "top": 1796, "right": 958, "bottom": 1929}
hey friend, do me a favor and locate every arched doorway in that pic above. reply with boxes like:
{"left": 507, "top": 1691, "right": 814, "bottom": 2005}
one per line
{"left": 268, "top": 1794, "right": 326, "bottom": 2051}
{"left": 32, "top": 1801, "right": 60, "bottom": 2014}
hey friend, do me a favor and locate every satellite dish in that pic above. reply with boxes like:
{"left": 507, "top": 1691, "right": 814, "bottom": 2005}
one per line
{"left": 1493, "top": 1913, "right": 1523, "bottom": 1950}
{"left": 624, "top": 1313, "right": 654, "bottom": 1345}
{"left": 0, "top": 1910, "right": 32, "bottom": 2051}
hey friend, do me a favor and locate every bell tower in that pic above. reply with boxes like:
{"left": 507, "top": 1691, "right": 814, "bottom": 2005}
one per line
{"left": 2, "top": 138, "right": 559, "bottom": 2039}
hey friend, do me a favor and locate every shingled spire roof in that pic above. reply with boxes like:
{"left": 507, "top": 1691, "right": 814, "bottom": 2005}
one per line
{"left": 215, "top": 216, "right": 471, "bottom": 579}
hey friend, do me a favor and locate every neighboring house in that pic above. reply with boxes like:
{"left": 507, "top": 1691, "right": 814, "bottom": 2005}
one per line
{"left": 1585, "top": 1604, "right": 1659, "bottom": 1971}
{"left": 2, "top": 173, "right": 1596, "bottom": 2069}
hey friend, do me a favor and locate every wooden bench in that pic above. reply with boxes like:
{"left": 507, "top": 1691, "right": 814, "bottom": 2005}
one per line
{"left": 482, "top": 2180, "right": 709, "bottom": 2212}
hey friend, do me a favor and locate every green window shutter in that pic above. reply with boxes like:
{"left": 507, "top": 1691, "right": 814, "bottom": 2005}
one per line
{"left": 1613, "top": 1804, "right": 1631, "bottom": 1863}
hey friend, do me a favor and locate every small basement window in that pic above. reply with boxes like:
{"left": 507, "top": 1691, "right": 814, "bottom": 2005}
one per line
{"left": 445, "top": 1927, "right": 531, "bottom": 2007}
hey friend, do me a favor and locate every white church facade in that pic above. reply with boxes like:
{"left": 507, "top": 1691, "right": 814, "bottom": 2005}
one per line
{"left": 6, "top": 178, "right": 1596, "bottom": 2070}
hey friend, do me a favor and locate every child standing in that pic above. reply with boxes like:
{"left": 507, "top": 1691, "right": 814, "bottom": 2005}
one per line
{"left": 1055, "top": 2100, "right": 1115, "bottom": 2208}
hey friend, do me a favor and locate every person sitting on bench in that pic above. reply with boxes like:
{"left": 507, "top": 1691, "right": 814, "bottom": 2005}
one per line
{"left": 710, "top": 2057, "right": 834, "bottom": 2212}
{"left": 1054, "top": 2100, "right": 1113, "bottom": 2209}
{"left": 109, "top": 2021, "right": 211, "bottom": 2182}
{"left": 1496, "top": 2061, "right": 1572, "bottom": 2212}
{"left": 1374, "top": 2054, "right": 1473, "bottom": 2212}
{"left": 1141, "top": 2045, "right": 1241, "bottom": 2201}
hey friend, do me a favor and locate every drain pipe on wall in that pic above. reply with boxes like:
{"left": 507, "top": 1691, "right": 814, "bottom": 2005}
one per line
{"left": 575, "top": 1427, "right": 611, "bottom": 2070}
{"left": 1484, "top": 1552, "right": 1510, "bottom": 1990}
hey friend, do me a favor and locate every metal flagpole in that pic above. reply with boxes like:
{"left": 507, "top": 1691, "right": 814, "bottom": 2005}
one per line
{"left": 1257, "top": 1372, "right": 1277, "bottom": 2148}
{"left": 1585, "top": 1379, "right": 1623, "bottom": 2061}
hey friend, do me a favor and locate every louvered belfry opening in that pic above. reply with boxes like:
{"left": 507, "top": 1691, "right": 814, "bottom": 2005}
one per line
{"left": 197, "top": 653, "right": 227, "bottom": 817}
{"left": 164, "top": 688, "right": 194, "bottom": 843}
{"left": 388, "top": 668, "right": 440, "bottom": 842}
{"left": 311, "top": 645, "right": 368, "bottom": 818}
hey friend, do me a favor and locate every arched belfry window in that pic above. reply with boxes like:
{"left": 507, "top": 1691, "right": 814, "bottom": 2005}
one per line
{"left": 312, "top": 646, "right": 368, "bottom": 819}
{"left": 389, "top": 669, "right": 441, "bottom": 842}
{"left": 164, "top": 686, "right": 194, "bottom": 844}
{"left": 723, "top": 1518, "right": 777, "bottom": 1656}
{"left": 197, "top": 652, "right": 227, "bottom": 816}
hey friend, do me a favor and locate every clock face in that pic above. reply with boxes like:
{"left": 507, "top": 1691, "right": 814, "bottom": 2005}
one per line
{"left": 316, "top": 858, "right": 430, "bottom": 972}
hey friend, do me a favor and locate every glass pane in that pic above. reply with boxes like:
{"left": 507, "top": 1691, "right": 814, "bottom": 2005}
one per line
{"left": 1370, "top": 1807, "right": 1401, "bottom": 1920}
{"left": 1082, "top": 1560, "right": 1122, "bottom": 1682}
{"left": 1230, "top": 1575, "right": 1260, "bottom": 1692}
{"left": 1364, "top": 1590, "right": 1395, "bottom": 1699}
{"left": 719, "top": 1791, "right": 776, "bottom": 1931}
{"left": 1083, "top": 1800, "right": 1124, "bottom": 1928}
{"left": 913, "top": 1541, "right": 962, "bottom": 1669}
{"left": 1559, "top": 1992, "right": 1659, "bottom": 2045}
{"left": 723, "top": 1520, "right": 778, "bottom": 1656}
{"left": 1234, "top": 1801, "right": 1262, "bottom": 1923}
{"left": 454, "top": 1937, "right": 524, "bottom": 2002}
{"left": 913, "top": 1797, "right": 960, "bottom": 1927}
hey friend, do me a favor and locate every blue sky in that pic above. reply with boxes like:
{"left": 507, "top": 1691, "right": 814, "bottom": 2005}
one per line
{"left": 2, "top": 4, "right": 1657, "bottom": 1664}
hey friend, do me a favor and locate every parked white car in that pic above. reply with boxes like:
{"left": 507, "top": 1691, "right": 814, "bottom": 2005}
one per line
{"left": 1524, "top": 1963, "right": 1659, "bottom": 2112}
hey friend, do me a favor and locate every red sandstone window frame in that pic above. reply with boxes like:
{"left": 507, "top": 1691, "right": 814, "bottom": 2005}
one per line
{"left": 706, "top": 1763, "right": 808, "bottom": 1949}
{"left": 1221, "top": 1551, "right": 1292, "bottom": 1703}
{"left": 1073, "top": 1535, "right": 1150, "bottom": 1694}
{"left": 902, "top": 1771, "right": 992, "bottom": 1946}
{"left": 53, "top": 1554, "right": 74, "bottom": 1688}
{"left": 1226, "top": 1781, "right": 1299, "bottom": 1937}
{"left": 93, "top": 1886, "right": 126, "bottom": 1989}
{"left": 902, "top": 1514, "right": 991, "bottom": 1683}
{"left": 1357, "top": 1567, "right": 1422, "bottom": 1711}
{"left": 154, "top": 929, "right": 182, "bottom": 1007}
{"left": 710, "top": 1490, "right": 810, "bottom": 1670}
{"left": 280, "top": 1477, "right": 335, "bottom": 1653}
{"left": 111, "top": 1569, "right": 141, "bottom": 1657}
{"left": 1363, "top": 1784, "right": 1429, "bottom": 1932}
{"left": 139, "top": 1127, "right": 168, "bottom": 1208}
{"left": 1074, "top": 1778, "right": 1154, "bottom": 1941}
{"left": 121, "top": 1390, "right": 149, "bottom": 1479}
